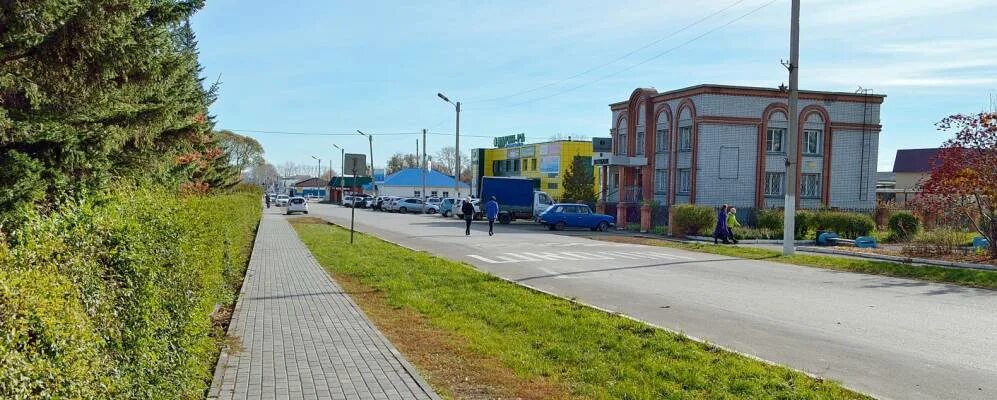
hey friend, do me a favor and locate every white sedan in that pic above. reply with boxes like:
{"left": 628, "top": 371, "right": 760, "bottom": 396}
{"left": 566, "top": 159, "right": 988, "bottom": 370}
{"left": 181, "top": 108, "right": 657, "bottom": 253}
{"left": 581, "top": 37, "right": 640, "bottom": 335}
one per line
{"left": 285, "top": 197, "right": 309, "bottom": 215}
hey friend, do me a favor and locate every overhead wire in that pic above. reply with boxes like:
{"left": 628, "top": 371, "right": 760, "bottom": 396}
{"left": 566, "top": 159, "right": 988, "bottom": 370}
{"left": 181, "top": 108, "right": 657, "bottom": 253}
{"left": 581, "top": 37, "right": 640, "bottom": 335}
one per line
{"left": 469, "top": 0, "right": 779, "bottom": 111}
{"left": 464, "top": 0, "right": 748, "bottom": 104}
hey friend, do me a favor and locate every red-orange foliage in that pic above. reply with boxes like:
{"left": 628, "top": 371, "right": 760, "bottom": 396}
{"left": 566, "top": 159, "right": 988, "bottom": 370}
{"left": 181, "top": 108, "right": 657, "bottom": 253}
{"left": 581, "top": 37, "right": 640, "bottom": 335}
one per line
{"left": 915, "top": 112, "right": 997, "bottom": 258}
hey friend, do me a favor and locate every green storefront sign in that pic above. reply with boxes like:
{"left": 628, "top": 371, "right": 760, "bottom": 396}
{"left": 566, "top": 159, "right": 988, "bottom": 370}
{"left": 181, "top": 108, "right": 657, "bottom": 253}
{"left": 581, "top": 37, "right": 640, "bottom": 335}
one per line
{"left": 494, "top": 133, "right": 526, "bottom": 148}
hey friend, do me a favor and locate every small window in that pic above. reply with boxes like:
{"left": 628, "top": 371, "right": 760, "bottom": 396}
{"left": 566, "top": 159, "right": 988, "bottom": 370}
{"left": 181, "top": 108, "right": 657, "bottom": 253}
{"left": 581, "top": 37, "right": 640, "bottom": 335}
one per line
{"left": 547, "top": 182, "right": 558, "bottom": 189}
{"left": 612, "top": 173, "right": 620, "bottom": 188}
{"left": 531, "top": 158, "right": 537, "bottom": 171}
{"left": 505, "top": 159, "right": 511, "bottom": 171}
{"left": 514, "top": 159, "right": 520, "bottom": 172}
{"left": 654, "top": 169, "right": 668, "bottom": 194}
{"left": 617, "top": 132, "right": 628, "bottom": 155}
{"left": 442, "top": 191, "right": 449, "bottom": 198}
{"left": 678, "top": 169, "right": 691, "bottom": 194}
{"left": 803, "top": 129, "right": 821, "bottom": 155}
{"left": 656, "top": 128, "right": 669, "bottom": 152}
{"left": 766, "top": 128, "right": 785, "bottom": 152}
{"left": 635, "top": 130, "right": 645, "bottom": 155}
{"left": 678, "top": 126, "right": 692, "bottom": 151}
{"left": 430, "top": 190, "right": 438, "bottom": 196}
{"left": 414, "top": 190, "right": 421, "bottom": 197}
{"left": 801, "top": 173, "right": 821, "bottom": 198}
{"left": 764, "top": 172, "right": 785, "bottom": 196}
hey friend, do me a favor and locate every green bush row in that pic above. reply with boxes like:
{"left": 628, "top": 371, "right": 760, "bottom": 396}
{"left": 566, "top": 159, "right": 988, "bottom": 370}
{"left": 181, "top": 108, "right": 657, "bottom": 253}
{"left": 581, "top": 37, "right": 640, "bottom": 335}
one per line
{"left": 0, "top": 188, "right": 261, "bottom": 399}
{"left": 754, "top": 209, "right": 875, "bottom": 239}
{"left": 671, "top": 204, "right": 716, "bottom": 235}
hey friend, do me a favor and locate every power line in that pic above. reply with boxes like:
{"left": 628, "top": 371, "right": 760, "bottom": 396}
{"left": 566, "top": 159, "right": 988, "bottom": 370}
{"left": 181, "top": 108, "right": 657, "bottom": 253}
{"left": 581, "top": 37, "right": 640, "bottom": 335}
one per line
{"left": 471, "top": 0, "right": 778, "bottom": 111}
{"left": 224, "top": 129, "right": 424, "bottom": 136}
{"left": 465, "top": 0, "right": 747, "bottom": 104}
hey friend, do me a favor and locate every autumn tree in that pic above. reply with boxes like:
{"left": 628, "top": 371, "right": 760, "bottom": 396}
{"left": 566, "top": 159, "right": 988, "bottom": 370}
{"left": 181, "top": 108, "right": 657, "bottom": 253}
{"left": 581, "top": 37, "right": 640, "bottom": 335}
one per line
{"left": 216, "top": 130, "right": 264, "bottom": 172}
{"left": 561, "top": 156, "right": 596, "bottom": 202}
{"left": 386, "top": 153, "right": 419, "bottom": 174}
{"left": 915, "top": 112, "right": 997, "bottom": 258}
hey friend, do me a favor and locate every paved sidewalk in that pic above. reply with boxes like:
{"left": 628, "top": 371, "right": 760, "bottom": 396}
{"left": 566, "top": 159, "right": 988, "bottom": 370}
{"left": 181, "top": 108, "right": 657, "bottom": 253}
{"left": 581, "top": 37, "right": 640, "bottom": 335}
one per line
{"left": 209, "top": 212, "right": 439, "bottom": 400}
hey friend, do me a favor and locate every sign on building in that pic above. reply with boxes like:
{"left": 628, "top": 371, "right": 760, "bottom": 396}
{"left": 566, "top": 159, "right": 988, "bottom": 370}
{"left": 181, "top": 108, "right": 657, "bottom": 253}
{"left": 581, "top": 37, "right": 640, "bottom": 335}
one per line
{"left": 592, "top": 137, "right": 612, "bottom": 166}
{"left": 494, "top": 133, "right": 526, "bottom": 148}
{"left": 345, "top": 153, "right": 368, "bottom": 176}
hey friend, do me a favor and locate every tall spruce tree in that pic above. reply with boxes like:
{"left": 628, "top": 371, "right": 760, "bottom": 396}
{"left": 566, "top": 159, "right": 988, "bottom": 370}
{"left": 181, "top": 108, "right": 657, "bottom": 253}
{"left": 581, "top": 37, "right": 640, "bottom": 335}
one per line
{"left": 0, "top": 1, "right": 230, "bottom": 222}
{"left": 562, "top": 155, "right": 596, "bottom": 202}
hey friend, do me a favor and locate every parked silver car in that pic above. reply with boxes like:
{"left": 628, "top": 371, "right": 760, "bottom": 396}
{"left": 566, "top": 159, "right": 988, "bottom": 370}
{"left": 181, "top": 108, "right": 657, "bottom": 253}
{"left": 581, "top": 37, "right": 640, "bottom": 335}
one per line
{"left": 395, "top": 198, "right": 425, "bottom": 214}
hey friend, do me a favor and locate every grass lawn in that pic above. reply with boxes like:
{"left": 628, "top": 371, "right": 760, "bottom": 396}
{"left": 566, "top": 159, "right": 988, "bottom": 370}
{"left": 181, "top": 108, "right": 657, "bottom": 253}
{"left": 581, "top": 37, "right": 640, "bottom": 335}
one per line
{"left": 291, "top": 218, "right": 866, "bottom": 400}
{"left": 595, "top": 236, "right": 997, "bottom": 290}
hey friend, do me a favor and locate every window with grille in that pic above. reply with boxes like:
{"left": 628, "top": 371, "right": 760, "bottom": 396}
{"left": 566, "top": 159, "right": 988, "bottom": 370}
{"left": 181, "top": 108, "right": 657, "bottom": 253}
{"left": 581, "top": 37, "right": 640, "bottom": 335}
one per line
{"left": 636, "top": 130, "right": 645, "bottom": 155}
{"left": 654, "top": 169, "right": 668, "bottom": 194}
{"left": 801, "top": 173, "right": 821, "bottom": 198}
{"left": 678, "top": 169, "right": 690, "bottom": 193}
{"left": 656, "top": 128, "right": 669, "bottom": 152}
{"left": 803, "top": 129, "right": 821, "bottom": 155}
{"left": 678, "top": 126, "right": 692, "bottom": 151}
{"left": 766, "top": 128, "right": 785, "bottom": 152}
{"left": 764, "top": 172, "right": 784, "bottom": 196}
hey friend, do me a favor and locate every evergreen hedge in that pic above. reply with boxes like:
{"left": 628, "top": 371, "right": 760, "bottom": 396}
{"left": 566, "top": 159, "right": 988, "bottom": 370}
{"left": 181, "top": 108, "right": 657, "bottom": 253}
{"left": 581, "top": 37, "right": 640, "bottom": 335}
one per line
{"left": 672, "top": 204, "right": 716, "bottom": 235}
{"left": 0, "top": 188, "right": 261, "bottom": 399}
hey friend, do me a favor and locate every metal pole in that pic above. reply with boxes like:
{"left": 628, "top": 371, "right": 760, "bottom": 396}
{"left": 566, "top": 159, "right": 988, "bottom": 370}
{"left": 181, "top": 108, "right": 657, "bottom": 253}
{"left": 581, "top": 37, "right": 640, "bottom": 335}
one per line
{"left": 340, "top": 148, "right": 345, "bottom": 203}
{"left": 455, "top": 101, "right": 461, "bottom": 198}
{"left": 422, "top": 128, "right": 427, "bottom": 212}
{"left": 350, "top": 167, "right": 357, "bottom": 244}
{"left": 368, "top": 135, "right": 375, "bottom": 195}
{"left": 783, "top": 0, "right": 800, "bottom": 256}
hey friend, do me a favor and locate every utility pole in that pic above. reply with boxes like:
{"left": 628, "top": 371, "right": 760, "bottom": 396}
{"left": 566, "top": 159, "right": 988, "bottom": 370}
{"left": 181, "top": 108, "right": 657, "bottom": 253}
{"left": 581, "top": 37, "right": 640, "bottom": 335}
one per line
{"left": 357, "top": 130, "right": 376, "bottom": 195}
{"left": 782, "top": 0, "right": 800, "bottom": 256}
{"left": 422, "top": 129, "right": 427, "bottom": 212}
{"left": 333, "top": 144, "right": 344, "bottom": 203}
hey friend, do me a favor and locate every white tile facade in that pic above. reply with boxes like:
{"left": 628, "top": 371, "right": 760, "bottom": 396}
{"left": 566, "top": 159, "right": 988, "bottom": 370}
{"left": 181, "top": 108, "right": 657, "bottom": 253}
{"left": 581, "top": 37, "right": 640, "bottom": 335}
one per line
{"left": 609, "top": 86, "right": 882, "bottom": 211}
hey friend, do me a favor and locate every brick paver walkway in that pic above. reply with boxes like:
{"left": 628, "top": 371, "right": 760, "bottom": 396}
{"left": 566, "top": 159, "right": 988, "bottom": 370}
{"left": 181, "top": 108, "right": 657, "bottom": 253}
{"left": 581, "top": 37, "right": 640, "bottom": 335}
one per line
{"left": 209, "top": 212, "right": 439, "bottom": 400}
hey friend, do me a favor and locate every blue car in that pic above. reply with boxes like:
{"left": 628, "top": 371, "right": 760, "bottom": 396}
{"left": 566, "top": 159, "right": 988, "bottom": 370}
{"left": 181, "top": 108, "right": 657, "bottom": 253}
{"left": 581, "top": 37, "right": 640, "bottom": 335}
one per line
{"left": 539, "top": 203, "right": 615, "bottom": 231}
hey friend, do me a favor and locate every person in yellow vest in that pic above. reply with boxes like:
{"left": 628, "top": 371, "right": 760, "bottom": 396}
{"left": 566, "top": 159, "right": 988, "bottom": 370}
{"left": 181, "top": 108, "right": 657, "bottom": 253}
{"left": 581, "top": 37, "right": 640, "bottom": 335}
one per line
{"left": 726, "top": 207, "right": 741, "bottom": 244}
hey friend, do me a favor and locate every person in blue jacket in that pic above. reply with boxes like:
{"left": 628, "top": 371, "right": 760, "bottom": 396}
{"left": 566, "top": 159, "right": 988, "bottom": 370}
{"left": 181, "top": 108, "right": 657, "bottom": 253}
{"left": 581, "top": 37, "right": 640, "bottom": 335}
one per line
{"left": 485, "top": 196, "right": 500, "bottom": 236}
{"left": 713, "top": 204, "right": 730, "bottom": 244}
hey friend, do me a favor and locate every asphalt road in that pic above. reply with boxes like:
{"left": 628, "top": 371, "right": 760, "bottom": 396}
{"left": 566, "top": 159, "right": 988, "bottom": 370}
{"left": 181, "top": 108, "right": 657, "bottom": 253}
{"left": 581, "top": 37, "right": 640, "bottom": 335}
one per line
{"left": 305, "top": 203, "right": 996, "bottom": 400}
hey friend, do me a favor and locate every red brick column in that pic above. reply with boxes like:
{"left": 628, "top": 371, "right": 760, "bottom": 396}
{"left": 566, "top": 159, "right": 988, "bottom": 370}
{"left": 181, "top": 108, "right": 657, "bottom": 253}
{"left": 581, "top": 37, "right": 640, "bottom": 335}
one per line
{"left": 640, "top": 204, "right": 652, "bottom": 233}
{"left": 617, "top": 203, "right": 628, "bottom": 230}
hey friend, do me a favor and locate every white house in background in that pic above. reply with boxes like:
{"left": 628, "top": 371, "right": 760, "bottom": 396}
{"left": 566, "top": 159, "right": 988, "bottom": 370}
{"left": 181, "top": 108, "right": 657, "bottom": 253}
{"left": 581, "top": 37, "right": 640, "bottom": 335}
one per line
{"left": 374, "top": 168, "right": 469, "bottom": 198}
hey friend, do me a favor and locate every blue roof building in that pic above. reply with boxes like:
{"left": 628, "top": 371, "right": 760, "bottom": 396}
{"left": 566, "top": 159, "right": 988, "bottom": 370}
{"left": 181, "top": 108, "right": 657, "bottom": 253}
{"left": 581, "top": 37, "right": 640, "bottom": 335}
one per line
{"left": 370, "top": 168, "right": 469, "bottom": 198}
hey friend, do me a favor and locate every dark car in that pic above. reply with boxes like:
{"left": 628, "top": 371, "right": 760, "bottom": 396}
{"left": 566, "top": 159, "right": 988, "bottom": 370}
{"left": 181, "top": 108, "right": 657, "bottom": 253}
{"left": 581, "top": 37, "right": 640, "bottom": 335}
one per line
{"left": 538, "top": 203, "right": 615, "bottom": 231}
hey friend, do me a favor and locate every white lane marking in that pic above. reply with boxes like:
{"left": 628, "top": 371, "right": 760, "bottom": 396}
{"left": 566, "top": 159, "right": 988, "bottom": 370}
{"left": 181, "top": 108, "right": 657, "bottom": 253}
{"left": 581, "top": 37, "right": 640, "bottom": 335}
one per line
{"left": 467, "top": 255, "right": 515, "bottom": 264}
{"left": 519, "top": 252, "right": 585, "bottom": 261}
{"left": 538, "top": 267, "right": 571, "bottom": 279}
{"left": 559, "top": 251, "right": 615, "bottom": 260}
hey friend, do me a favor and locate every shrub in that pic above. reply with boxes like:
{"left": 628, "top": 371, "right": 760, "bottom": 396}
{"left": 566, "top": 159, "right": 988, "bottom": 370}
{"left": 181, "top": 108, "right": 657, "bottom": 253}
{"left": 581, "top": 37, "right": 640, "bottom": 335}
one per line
{"left": 888, "top": 212, "right": 921, "bottom": 242}
{"left": 0, "top": 188, "right": 261, "bottom": 398}
{"left": 672, "top": 204, "right": 715, "bottom": 236}
{"left": 810, "top": 211, "right": 874, "bottom": 239}
{"left": 756, "top": 209, "right": 783, "bottom": 231}
{"left": 903, "top": 228, "right": 967, "bottom": 257}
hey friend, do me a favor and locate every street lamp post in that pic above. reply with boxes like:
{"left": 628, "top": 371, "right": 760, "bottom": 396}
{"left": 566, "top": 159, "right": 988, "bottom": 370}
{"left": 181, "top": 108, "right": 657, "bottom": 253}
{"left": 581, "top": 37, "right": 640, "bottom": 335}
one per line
{"left": 333, "top": 144, "right": 345, "bottom": 204}
{"left": 437, "top": 92, "right": 461, "bottom": 199}
{"left": 356, "top": 130, "right": 375, "bottom": 195}
{"left": 311, "top": 155, "right": 321, "bottom": 179}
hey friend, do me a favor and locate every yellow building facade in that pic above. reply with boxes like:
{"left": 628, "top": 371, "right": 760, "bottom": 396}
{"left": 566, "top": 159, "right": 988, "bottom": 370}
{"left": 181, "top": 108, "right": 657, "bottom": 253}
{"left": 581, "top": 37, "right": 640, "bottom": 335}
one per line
{"left": 472, "top": 140, "right": 599, "bottom": 201}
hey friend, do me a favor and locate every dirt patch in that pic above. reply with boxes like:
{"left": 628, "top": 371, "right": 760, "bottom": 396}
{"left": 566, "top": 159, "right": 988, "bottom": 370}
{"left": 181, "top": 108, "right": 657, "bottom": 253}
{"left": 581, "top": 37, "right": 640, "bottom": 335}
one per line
{"left": 330, "top": 272, "right": 573, "bottom": 400}
{"left": 292, "top": 217, "right": 331, "bottom": 225}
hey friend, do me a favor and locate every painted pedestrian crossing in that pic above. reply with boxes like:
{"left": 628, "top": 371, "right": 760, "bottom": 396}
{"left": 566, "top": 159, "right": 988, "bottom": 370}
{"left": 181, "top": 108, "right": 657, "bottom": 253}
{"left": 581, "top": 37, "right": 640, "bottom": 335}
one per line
{"left": 467, "top": 249, "right": 693, "bottom": 264}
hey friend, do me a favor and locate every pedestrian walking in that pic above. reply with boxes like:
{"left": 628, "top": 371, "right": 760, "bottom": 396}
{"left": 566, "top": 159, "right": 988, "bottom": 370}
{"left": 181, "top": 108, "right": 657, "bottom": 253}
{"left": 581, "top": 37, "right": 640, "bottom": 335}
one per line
{"left": 726, "top": 207, "right": 740, "bottom": 244}
{"left": 713, "top": 204, "right": 730, "bottom": 244}
{"left": 265, "top": 194, "right": 271, "bottom": 208}
{"left": 485, "top": 196, "right": 499, "bottom": 236}
{"left": 461, "top": 197, "right": 475, "bottom": 236}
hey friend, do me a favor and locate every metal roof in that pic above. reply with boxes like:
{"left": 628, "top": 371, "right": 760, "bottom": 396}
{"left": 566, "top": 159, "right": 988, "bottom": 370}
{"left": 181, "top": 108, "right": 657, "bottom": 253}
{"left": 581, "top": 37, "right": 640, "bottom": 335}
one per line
{"left": 892, "top": 148, "right": 941, "bottom": 173}
{"left": 377, "top": 168, "right": 470, "bottom": 188}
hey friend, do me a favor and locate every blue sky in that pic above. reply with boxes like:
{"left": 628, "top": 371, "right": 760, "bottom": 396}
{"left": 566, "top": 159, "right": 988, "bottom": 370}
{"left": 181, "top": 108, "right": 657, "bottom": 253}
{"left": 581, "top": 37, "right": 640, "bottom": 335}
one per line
{"left": 192, "top": 0, "right": 997, "bottom": 173}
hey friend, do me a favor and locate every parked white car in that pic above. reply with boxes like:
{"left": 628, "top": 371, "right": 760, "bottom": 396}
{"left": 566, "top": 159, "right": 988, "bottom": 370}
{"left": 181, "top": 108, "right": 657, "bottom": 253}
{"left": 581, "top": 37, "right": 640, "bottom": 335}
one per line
{"left": 285, "top": 196, "right": 309, "bottom": 215}
{"left": 454, "top": 198, "right": 482, "bottom": 220}
{"left": 276, "top": 195, "right": 290, "bottom": 207}
{"left": 342, "top": 195, "right": 356, "bottom": 207}
{"left": 384, "top": 197, "right": 402, "bottom": 212}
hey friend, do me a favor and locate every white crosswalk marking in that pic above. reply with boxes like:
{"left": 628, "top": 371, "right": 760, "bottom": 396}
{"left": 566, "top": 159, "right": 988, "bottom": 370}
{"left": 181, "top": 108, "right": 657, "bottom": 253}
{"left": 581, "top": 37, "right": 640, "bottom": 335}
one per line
{"left": 468, "top": 249, "right": 690, "bottom": 264}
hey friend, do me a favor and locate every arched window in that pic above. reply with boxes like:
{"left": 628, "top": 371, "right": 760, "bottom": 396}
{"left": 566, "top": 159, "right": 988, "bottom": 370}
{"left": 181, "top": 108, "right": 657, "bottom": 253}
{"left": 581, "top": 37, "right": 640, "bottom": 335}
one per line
{"left": 803, "top": 112, "right": 825, "bottom": 156}
{"left": 655, "top": 112, "right": 670, "bottom": 153}
{"left": 616, "top": 117, "right": 628, "bottom": 156}
{"left": 677, "top": 108, "right": 693, "bottom": 151}
{"left": 765, "top": 111, "right": 788, "bottom": 153}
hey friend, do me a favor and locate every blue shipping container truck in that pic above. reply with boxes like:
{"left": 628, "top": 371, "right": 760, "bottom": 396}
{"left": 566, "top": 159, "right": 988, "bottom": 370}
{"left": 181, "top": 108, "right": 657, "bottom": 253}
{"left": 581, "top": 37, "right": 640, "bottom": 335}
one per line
{"left": 479, "top": 176, "right": 554, "bottom": 224}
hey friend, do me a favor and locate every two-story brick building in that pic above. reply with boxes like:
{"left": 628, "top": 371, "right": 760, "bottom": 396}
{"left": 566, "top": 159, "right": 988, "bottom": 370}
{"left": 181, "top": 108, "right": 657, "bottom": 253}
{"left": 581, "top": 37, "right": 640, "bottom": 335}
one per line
{"left": 601, "top": 84, "right": 885, "bottom": 232}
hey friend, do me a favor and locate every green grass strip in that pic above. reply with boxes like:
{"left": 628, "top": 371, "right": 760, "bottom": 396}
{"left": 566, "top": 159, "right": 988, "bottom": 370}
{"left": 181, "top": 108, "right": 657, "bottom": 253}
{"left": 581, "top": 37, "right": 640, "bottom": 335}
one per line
{"left": 293, "top": 220, "right": 867, "bottom": 400}
{"left": 614, "top": 238, "right": 997, "bottom": 290}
